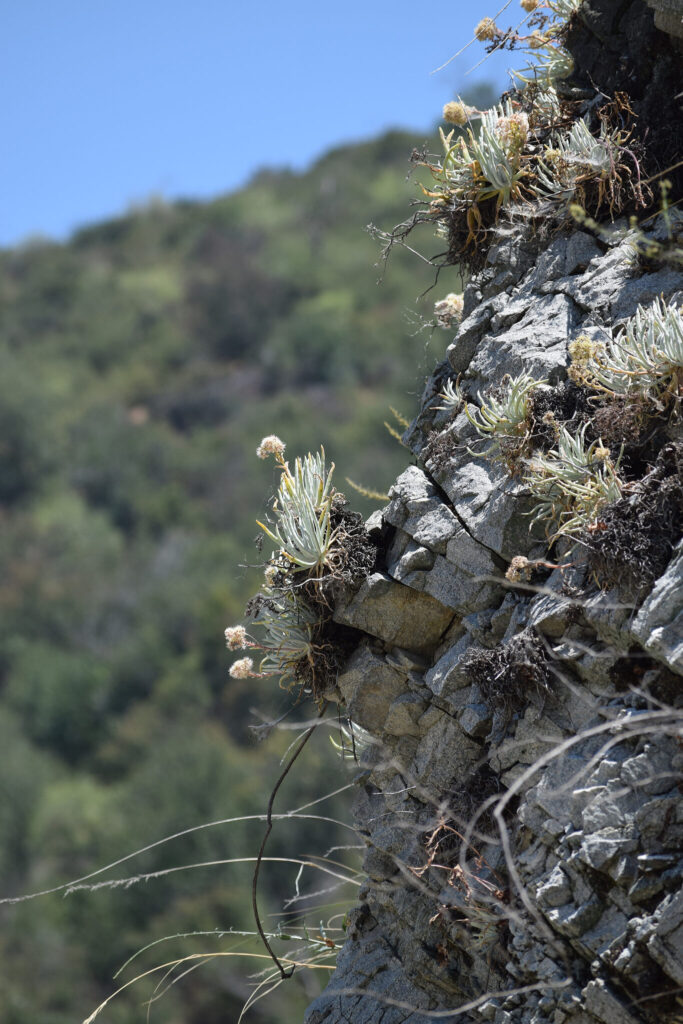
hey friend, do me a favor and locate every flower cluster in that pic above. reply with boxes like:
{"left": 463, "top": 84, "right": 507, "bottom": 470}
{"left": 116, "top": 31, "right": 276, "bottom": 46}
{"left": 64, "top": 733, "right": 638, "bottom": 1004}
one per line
{"left": 496, "top": 112, "right": 530, "bottom": 155}
{"left": 256, "top": 435, "right": 286, "bottom": 460}
{"left": 474, "top": 17, "right": 499, "bottom": 41}
{"left": 224, "top": 625, "right": 248, "bottom": 650}
{"left": 264, "top": 565, "right": 280, "bottom": 586}
{"left": 505, "top": 555, "right": 533, "bottom": 582}
{"left": 434, "top": 293, "right": 464, "bottom": 329}
{"left": 229, "top": 657, "right": 255, "bottom": 679}
{"left": 567, "top": 334, "right": 606, "bottom": 385}
{"left": 442, "top": 101, "right": 468, "bottom": 127}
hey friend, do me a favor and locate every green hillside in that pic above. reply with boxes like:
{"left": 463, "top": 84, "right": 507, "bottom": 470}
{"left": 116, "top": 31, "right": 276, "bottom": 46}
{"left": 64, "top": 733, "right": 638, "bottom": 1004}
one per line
{"left": 0, "top": 124, "right": 471, "bottom": 1023}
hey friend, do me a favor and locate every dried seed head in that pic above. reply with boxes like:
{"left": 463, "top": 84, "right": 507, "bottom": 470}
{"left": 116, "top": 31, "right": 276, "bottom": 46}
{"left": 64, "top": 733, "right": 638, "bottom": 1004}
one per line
{"left": 443, "top": 100, "right": 468, "bottom": 126}
{"left": 528, "top": 29, "right": 547, "bottom": 48}
{"left": 505, "top": 556, "right": 533, "bottom": 583}
{"left": 568, "top": 334, "right": 599, "bottom": 364}
{"left": 434, "top": 293, "right": 465, "bottom": 329}
{"left": 224, "top": 625, "right": 248, "bottom": 650}
{"left": 264, "top": 565, "right": 279, "bottom": 586}
{"left": 256, "top": 435, "right": 286, "bottom": 460}
{"left": 520, "top": 0, "right": 540, "bottom": 11}
{"left": 541, "top": 410, "right": 560, "bottom": 437}
{"left": 474, "top": 17, "right": 499, "bottom": 41}
{"left": 229, "top": 656, "right": 255, "bottom": 679}
{"left": 593, "top": 446, "right": 611, "bottom": 462}
{"left": 567, "top": 363, "right": 589, "bottom": 386}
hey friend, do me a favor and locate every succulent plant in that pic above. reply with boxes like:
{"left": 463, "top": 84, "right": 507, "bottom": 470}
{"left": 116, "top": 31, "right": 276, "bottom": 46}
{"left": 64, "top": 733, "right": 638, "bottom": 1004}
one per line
{"left": 434, "top": 100, "right": 530, "bottom": 211}
{"left": 535, "top": 118, "right": 624, "bottom": 200}
{"left": 527, "top": 84, "right": 561, "bottom": 125}
{"left": 436, "top": 377, "right": 464, "bottom": 411}
{"left": 434, "top": 292, "right": 464, "bottom": 329}
{"left": 574, "top": 298, "right": 683, "bottom": 405}
{"left": 469, "top": 107, "right": 530, "bottom": 206}
{"left": 513, "top": 0, "right": 580, "bottom": 89}
{"left": 257, "top": 447, "right": 337, "bottom": 574}
{"left": 256, "top": 591, "right": 318, "bottom": 687}
{"left": 513, "top": 40, "right": 574, "bottom": 87}
{"left": 525, "top": 424, "right": 624, "bottom": 539}
{"left": 465, "top": 373, "right": 545, "bottom": 452}
{"left": 547, "top": 0, "right": 583, "bottom": 17}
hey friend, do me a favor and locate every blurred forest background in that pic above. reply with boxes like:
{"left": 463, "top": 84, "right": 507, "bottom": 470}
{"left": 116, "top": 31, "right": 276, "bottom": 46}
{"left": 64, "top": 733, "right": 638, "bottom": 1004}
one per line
{"left": 0, "top": 87, "right": 492, "bottom": 1023}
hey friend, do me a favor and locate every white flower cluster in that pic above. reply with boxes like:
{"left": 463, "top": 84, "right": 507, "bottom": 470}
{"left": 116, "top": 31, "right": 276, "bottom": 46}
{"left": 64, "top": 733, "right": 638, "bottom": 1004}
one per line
{"left": 224, "top": 625, "right": 248, "bottom": 650}
{"left": 496, "top": 112, "right": 530, "bottom": 155}
{"left": 256, "top": 435, "right": 286, "bottom": 460}
{"left": 229, "top": 657, "right": 254, "bottom": 679}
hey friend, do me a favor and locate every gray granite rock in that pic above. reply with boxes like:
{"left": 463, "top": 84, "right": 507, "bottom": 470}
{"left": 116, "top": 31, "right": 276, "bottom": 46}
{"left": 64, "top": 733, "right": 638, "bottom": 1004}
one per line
{"left": 384, "top": 467, "right": 461, "bottom": 556}
{"left": 391, "top": 539, "right": 436, "bottom": 576}
{"left": 467, "top": 292, "right": 579, "bottom": 385}
{"left": 447, "top": 300, "right": 495, "bottom": 374}
{"left": 337, "top": 641, "right": 407, "bottom": 733}
{"left": 383, "top": 693, "right": 427, "bottom": 739}
{"left": 434, "top": 455, "right": 543, "bottom": 561}
{"left": 559, "top": 237, "right": 636, "bottom": 307}
{"left": 582, "top": 979, "right": 641, "bottom": 1024}
{"left": 333, "top": 572, "right": 454, "bottom": 651}
{"left": 631, "top": 540, "right": 683, "bottom": 674}
{"left": 424, "top": 633, "right": 476, "bottom": 700}
{"left": 410, "top": 711, "right": 481, "bottom": 793}
{"left": 304, "top": 924, "right": 436, "bottom": 1024}
{"left": 646, "top": 889, "right": 683, "bottom": 985}
{"left": 537, "top": 864, "right": 572, "bottom": 908}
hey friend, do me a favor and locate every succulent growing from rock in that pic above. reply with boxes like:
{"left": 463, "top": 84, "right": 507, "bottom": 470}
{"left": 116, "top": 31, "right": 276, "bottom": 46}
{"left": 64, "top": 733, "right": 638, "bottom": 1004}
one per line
{"left": 512, "top": 0, "right": 584, "bottom": 86}
{"left": 431, "top": 100, "right": 532, "bottom": 215}
{"left": 257, "top": 446, "right": 337, "bottom": 574}
{"left": 571, "top": 298, "right": 683, "bottom": 406}
{"left": 435, "top": 377, "right": 464, "bottom": 411}
{"left": 536, "top": 118, "right": 625, "bottom": 201}
{"left": 465, "top": 372, "right": 546, "bottom": 465}
{"left": 253, "top": 591, "right": 319, "bottom": 689}
{"left": 525, "top": 423, "right": 624, "bottom": 539}
{"left": 468, "top": 104, "right": 530, "bottom": 207}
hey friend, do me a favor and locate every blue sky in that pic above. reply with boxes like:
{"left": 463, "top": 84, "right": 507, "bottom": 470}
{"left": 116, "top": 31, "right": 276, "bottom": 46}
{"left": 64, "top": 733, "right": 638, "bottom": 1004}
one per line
{"left": 2, "top": 1, "right": 516, "bottom": 246}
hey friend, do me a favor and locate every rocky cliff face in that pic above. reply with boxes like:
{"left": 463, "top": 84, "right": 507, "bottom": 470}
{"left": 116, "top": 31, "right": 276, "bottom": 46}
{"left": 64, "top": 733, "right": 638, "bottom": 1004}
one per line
{"left": 304, "top": 4, "right": 683, "bottom": 1023}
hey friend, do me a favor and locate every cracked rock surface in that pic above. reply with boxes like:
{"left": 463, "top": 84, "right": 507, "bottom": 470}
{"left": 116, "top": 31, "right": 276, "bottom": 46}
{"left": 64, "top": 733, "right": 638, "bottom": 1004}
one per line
{"left": 304, "top": 4, "right": 683, "bottom": 1022}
